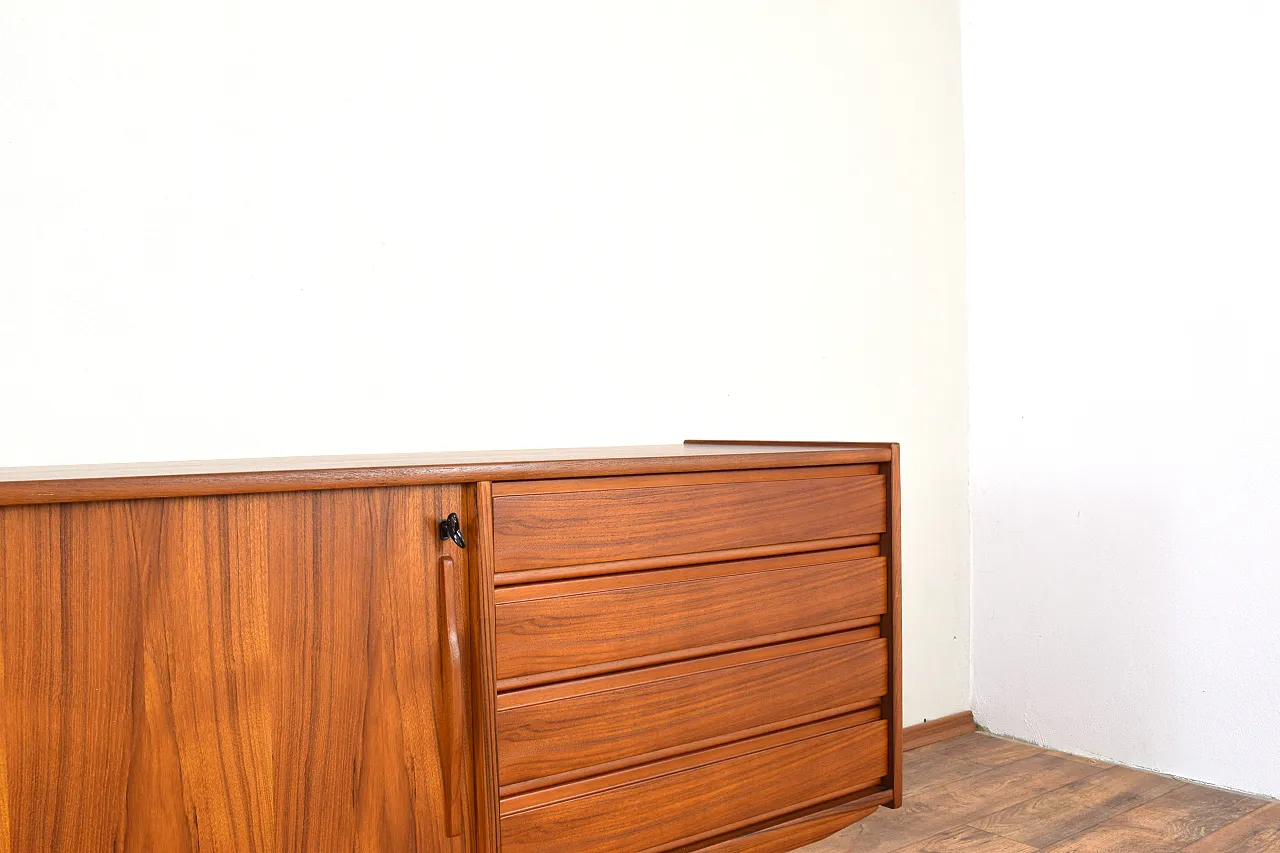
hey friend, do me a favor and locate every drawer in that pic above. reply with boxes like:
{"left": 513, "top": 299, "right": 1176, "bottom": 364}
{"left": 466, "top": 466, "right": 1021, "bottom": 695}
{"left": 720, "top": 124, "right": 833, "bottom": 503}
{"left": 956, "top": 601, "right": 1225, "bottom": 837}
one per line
{"left": 491, "top": 467, "right": 887, "bottom": 574}
{"left": 495, "top": 547, "right": 887, "bottom": 686}
{"left": 497, "top": 633, "right": 889, "bottom": 789}
{"left": 500, "top": 716, "right": 889, "bottom": 853}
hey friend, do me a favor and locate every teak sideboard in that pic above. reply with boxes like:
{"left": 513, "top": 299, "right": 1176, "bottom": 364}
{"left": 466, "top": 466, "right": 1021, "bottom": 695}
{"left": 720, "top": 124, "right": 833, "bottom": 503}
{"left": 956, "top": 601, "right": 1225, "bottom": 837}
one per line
{"left": 0, "top": 440, "right": 902, "bottom": 853}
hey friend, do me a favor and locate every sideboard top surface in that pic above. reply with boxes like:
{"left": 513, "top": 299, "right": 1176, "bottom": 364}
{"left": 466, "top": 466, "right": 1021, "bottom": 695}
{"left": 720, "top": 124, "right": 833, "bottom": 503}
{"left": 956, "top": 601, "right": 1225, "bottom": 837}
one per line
{"left": 0, "top": 441, "right": 895, "bottom": 507}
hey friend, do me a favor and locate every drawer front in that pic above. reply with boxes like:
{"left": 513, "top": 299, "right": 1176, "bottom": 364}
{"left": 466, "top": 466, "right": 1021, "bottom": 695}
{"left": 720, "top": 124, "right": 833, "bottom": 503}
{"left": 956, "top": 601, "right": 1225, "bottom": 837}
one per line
{"left": 495, "top": 549, "right": 887, "bottom": 684}
{"left": 497, "top": 635, "right": 889, "bottom": 788}
{"left": 500, "top": 718, "right": 889, "bottom": 853}
{"left": 492, "top": 470, "right": 887, "bottom": 573}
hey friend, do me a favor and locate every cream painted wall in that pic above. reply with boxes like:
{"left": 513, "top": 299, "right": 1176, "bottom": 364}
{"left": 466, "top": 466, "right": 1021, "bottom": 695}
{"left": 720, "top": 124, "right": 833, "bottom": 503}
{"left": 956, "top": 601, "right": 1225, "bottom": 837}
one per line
{"left": 966, "top": 2, "right": 1280, "bottom": 797}
{"left": 1, "top": 2, "right": 968, "bottom": 724}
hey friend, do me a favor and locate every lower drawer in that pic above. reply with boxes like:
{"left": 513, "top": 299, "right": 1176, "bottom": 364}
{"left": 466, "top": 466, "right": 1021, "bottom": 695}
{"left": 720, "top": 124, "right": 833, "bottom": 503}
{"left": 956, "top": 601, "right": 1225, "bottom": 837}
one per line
{"left": 497, "top": 633, "right": 888, "bottom": 789}
{"left": 500, "top": 716, "right": 889, "bottom": 853}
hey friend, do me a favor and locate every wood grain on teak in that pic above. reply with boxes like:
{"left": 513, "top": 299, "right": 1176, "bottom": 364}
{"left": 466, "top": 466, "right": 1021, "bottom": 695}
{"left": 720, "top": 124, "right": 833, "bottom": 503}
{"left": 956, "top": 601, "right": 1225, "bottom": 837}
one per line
{"left": 492, "top": 541, "right": 881, "bottom": 596}
{"left": 490, "top": 534, "right": 884, "bottom": 587}
{"left": 0, "top": 444, "right": 893, "bottom": 506}
{"left": 0, "top": 441, "right": 907, "bottom": 853}
{"left": 487, "top": 449, "right": 902, "bottom": 852}
{"left": 270, "top": 487, "right": 473, "bottom": 852}
{"left": 494, "top": 544, "right": 877, "bottom": 601}
{"left": 493, "top": 550, "right": 887, "bottom": 684}
{"left": 694, "top": 798, "right": 887, "bottom": 853}
{"left": 497, "top": 634, "right": 889, "bottom": 789}
{"left": 501, "top": 718, "right": 889, "bottom": 853}
{"left": 0, "top": 487, "right": 470, "bottom": 852}
{"left": 501, "top": 711, "right": 885, "bottom": 818}
{"left": 491, "top": 472, "right": 886, "bottom": 573}
{"left": 466, "top": 481, "right": 503, "bottom": 853}
{"left": 796, "top": 733, "right": 1277, "bottom": 853}
{"left": 488, "top": 465, "right": 884, "bottom": 496}
{"left": 0, "top": 498, "right": 272, "bottom": 852}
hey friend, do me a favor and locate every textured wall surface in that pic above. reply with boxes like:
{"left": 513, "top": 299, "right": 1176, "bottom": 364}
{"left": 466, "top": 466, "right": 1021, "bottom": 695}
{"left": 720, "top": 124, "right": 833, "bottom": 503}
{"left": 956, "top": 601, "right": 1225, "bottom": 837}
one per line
{"left": 966, "top": 0, "right": 1280, "bottom": 797}
{"left": 1, "top": 2, "right": 969, "bottom": 726}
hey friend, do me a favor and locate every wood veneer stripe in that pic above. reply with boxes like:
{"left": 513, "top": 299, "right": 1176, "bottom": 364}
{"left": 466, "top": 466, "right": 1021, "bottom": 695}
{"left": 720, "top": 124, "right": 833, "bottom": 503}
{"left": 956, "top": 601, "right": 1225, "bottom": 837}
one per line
{"left": 0, "top": 446, "right": 892, "bottom": 506}
{"left": 632, "top": 782, "right": 889, "bottom": 853}
{"left": 0, "top": 589, "right": 8, "bottom": 851}
{"left": 684, "top": 439, "right": 896, "bottom": 449}
{"left": 492, "top": 536, "right": 882, "bottom": 588}
{"left": 500, "top": 715, "right": 883, "bottom": 816}
{"left": 494, "top": 616, "right": 885, "bottom": 693}
{"left": 496, "top": 629, "right": 882, "bottom": 711}
{"left": 499, "top": 721, "right": 890, "bottom": 853}
{"left": 496, "top": 556, "right": 887, "bottom": 683}
{"left": 680, "top": 787, "right": 893, "bottom": 853}
{"left": 494, "top": 545, "right": 881, "bottom": 603}
{"left": 467, "top": 481, "right": 502, "bottom": 853}
{"left": 498, "top": 704, "right": 884, "bottom": 798}
{"left": 883, "top": 444, "right": 904, "bottom": 807}
{"left": 493, "top": 475, "right": 887, "bottom": 574}
{"left": 497, "top": 637, "right": 888, "bottom": 791}
{"left": 651, "top": 784, "right": 888, "bottom": 853}
{"left": 490, "top": 464, "right": 882, "bottom": 496}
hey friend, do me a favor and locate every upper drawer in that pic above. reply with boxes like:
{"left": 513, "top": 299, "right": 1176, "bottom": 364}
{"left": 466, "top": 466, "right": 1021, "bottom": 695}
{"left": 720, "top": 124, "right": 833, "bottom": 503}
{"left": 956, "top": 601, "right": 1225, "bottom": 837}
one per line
{"left": 491, "top": 466, "right": 887, "bottom": 574}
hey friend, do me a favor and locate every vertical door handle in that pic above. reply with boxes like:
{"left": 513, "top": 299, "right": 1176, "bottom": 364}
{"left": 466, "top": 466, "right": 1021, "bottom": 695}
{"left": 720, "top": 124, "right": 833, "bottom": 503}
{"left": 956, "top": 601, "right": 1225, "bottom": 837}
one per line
{"left": 437, "top": 554, "right": 465, "bottom": 837}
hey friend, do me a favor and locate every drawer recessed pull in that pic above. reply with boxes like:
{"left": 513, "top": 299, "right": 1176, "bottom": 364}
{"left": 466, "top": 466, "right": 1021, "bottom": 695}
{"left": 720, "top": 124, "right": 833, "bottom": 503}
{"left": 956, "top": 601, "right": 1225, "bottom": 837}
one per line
{"left": 439, "top": 512, "right": 467, "bottom": 548}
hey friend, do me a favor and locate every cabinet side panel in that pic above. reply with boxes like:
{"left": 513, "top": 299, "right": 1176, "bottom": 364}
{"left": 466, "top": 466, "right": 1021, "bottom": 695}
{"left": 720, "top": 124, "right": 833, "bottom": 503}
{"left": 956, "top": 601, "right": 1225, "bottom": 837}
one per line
{"left": 882, "top": 444, "right": 904, "bottom": 807}
{"left": 0, "top": 555, "right": 7, "bottom": 853}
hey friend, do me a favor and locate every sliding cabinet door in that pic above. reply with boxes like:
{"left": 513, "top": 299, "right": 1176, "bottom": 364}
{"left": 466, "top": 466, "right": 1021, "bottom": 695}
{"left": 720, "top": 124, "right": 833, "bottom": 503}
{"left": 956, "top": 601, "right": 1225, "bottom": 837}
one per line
{"left": 0, "top": 486, "right": 475, "bottom": 852}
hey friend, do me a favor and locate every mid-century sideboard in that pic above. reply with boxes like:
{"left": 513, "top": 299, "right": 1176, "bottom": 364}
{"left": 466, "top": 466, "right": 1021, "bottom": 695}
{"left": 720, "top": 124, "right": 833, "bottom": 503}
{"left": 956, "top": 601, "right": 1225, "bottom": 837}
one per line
{"left": 0, "top": 440, "right": 902, "bottom": 853}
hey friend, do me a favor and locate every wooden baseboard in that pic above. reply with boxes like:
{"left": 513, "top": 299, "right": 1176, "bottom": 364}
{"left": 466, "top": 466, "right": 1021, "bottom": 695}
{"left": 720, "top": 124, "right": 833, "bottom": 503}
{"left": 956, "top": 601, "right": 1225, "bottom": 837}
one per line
{"left": 904, "top": 711, "right": 975, "bottom": 751}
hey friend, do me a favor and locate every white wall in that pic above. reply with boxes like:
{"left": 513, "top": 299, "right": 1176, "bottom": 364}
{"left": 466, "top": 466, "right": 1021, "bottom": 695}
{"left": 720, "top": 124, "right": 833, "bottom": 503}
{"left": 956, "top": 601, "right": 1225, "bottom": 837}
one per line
{"left": 966, "top": 2, "right": 1280, "bottom": 797}
{"left": 1, "top": 2, "right": 969, "bottom": 725}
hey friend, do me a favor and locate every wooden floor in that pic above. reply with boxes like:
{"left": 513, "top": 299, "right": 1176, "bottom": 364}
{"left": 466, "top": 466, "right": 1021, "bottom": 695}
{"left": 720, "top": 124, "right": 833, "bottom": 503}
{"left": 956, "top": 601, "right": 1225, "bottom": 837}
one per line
{"left": 798, "top": 733, "right": 1279, "bottom": 853}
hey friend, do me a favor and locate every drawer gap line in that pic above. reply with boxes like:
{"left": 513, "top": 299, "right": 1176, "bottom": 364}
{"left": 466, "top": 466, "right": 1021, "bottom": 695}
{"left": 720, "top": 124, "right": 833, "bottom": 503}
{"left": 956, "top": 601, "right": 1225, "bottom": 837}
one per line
{"left": 499, "top": 717, "right": 887, "bottom": 817}
{"left": 495, "top": 617, "right": 885, "bottom": 693}
{"left": 493, "top": 535, "right": 883, "bottom": 587}
{"left": 497, "top": 631, "right": 885, "bottom": 710}
{"left": 495, "top": 549, "right": 884, "bottom": 605}
{"left": 498, "top": 702, "right": 885, "bottom": 797}
{"left": 490, "top": 464, "right": 884, "bottom": 496}
{"left": 660, "top": 786, "right": 894, "bottom": 853}
{"left": 626, "top": 782, "right": 891, "bottom": 853}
